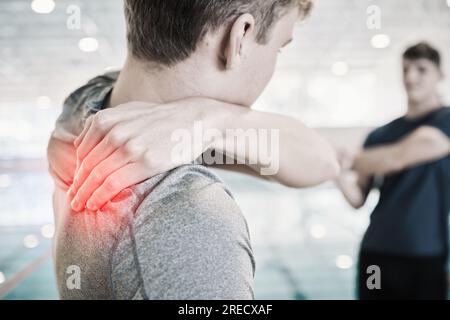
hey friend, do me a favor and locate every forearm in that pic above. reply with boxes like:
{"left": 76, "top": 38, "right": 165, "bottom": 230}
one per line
{"left": 353, "top": 145, "right": 403, "bottom": 176}
{"left": 201, "top": 99, "right": 340, "bottom": 187}
{"left": 354, "top": 126, "right": 450, "bottom": 176}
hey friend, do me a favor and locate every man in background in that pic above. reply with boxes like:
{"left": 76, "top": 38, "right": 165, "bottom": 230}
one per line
{"left": 337, "top": 42, "right": 450, "bottom": 300}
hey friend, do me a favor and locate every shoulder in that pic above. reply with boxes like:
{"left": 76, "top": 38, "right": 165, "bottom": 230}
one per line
{"left": 117, "top": 165, "right": 255, "bottom": 299}
{"left": 431, "top": 107, "right": 450, "bottom": 123}
{"left": 133, "top": 165, "right": 247, "bottom": 235}
{"left": 63, "top": 71, "right": 119, "bottom": 111}
{"left": 427, "top": 107, "right": 450, "bottom": 137}
{"left": 56, "top": 71, "right": 119, "bottom": 135}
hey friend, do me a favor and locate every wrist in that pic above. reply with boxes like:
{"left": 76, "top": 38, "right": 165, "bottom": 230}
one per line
{"left": 184, "top": 97, "right": 230, "bottom": 129}
{"left": 204, "top": 99, "right": 249, "bottom": 131}
{"left": 190, "top": 98, "right": 250, "bottom": 150}
{"left": 352, "top": 152, "right": 365, "bottom": 173}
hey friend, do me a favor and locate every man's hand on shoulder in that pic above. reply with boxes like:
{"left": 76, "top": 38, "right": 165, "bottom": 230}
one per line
{"left": 68, "top": 99, "right": 220, "bottom": 212}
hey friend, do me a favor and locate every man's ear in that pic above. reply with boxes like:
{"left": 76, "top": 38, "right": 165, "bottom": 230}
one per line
{"left": 224, "top": 13, "right": 256, "bottom": 70}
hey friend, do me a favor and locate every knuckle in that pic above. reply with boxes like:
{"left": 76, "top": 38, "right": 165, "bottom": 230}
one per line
{"left": 107, "top": 130, "right": 123, "bottom": 147}
{"left": 85, "top": 115, "right": 94, "bottom": 127}
{"left": 123, "top": 140, "right": 142, "bottom": 158}
{"left": 93, "top": 112, "right": 110, "bottom": 132}
{"left": 143, "top": 151, "right": 155, "bottom": 168}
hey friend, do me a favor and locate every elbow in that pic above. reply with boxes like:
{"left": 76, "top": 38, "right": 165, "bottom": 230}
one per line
{"left": 284, "top": 149, "right": 340, "bottom": 189}
{"left": 316, "top": 145, "right": 341, "bottom": 182}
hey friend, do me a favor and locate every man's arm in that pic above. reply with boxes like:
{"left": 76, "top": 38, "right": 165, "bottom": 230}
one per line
{"left": 336, "top": 125, "right": 450, "bottom": 209}
{"left": 353, "top": 126, "right": 450, "bottom": 176}
{"left": 69, "top": 98, "right": 340, "bottom": 211}
{"left": 213, "top": 103, "right": 340, "bottom": 188}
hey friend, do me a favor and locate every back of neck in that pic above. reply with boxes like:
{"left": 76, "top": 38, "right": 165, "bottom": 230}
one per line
{"left": 109, "top": 56, "right": 206, "bottom": 108}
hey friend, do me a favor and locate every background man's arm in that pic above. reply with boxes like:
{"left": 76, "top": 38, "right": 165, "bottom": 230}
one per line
{"left": 337, "top": 125, "right": 450, "bottom": 209}
{"left": 354, "top": 126, "right": 450, "bottom": 176}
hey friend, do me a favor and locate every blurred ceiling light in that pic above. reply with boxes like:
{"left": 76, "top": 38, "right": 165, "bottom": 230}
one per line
{"left": 31, "top": 0, "right": 55, "bottom": 14}
{"left": 336, "top": 255, "right": 353, "bottom": 269}
{"left": 371, "top": 34, "right": 391, "bottom": 49}
{"left": 23, "top": 234, "right": 39, "bottom": 249}
{"left": 332, "top": 61, "right": 349, "bottom": 76}
{"left": 309, "top": 224, "right": 327, "bottom": 239}
{"left": 41, "top": 224, "right": 55, "bottom": 239}
{"left": 0, "top": 271, "right": 5, "bottom": 284}
{"left": 36, "top": 96, "right": 52, "bottom": 109}
{"left": 78, "top": 37, "right": 99, "bottom": 52}
{"left": 0, "top": 174, "right": 12, "bottom": 188}
{"left": 447, "top": 0, "right": 450, "bottom": 8}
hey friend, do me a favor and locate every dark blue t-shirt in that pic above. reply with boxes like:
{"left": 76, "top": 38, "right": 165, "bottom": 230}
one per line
{"left": 361, "top": 107, "right": 450, "bottom": 257}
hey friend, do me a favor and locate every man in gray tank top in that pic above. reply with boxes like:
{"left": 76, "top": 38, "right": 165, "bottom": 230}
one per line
{"left": 48, "top": 0, "right": 336, "bottom": 300}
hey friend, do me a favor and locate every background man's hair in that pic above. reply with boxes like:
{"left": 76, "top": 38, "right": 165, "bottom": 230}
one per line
{"left": 124, "top": 0, "right": 313, "bottom": 66}
{"left": 403, "top": 42, "right": 441, "bottom": 69}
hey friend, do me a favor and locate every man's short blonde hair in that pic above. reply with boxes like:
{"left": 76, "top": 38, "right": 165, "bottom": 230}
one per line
{"left": 124, "top": 0, "right": 313, "bottom": 66}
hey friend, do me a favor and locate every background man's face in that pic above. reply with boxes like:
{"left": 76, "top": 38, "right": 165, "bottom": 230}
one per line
{"left": 403, "top": 58, "right": 442, "bottom": 104}
{"left": 227, "top": 9, "right": 299, "bottom": 106}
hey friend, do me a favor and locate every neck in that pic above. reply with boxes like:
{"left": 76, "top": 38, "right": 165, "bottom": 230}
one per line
{"left": 406, "top": 94, "right": 442, "bottom": 119}
{"left": 109, "top": 56, "right": 222, "bottom": 108}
